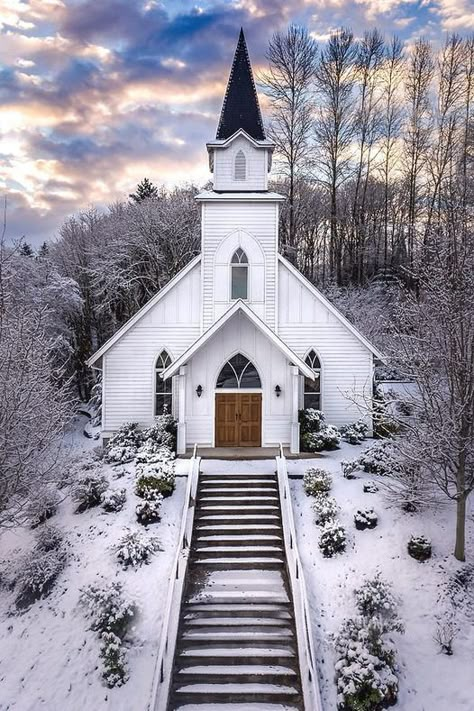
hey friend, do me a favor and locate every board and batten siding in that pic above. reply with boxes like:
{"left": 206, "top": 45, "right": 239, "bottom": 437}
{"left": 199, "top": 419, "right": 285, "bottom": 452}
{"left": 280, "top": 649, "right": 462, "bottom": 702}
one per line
{"left": 201, "top": 201, "right": 278, "bottom": 331}
{"left": 213, "top": 135, "right": 267, "bottom": 191}
{"left": 278, "top": 261, "right": 374, "bottom": 427}
{"left": 184, "top": 310, "right": 294, "bottom": 447}
{"left": 102, "top": 262, "right": 201, "bottom": 432}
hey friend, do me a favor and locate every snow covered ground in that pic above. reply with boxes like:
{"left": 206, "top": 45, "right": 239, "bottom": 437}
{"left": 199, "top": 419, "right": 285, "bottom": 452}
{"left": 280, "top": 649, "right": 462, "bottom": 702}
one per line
{"left": 0, "top": 415, "right": 186, "bottom": 711}
{"left": 288, "top": 442, "right": 474, "bottom": 711}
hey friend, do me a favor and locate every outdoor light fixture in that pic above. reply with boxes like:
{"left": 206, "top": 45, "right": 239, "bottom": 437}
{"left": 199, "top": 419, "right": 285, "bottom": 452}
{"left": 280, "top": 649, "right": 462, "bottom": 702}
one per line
{"left": 275, "top": 385, "right": 281, "bottom": 397}
{"left": 196, "top": 385, "right": 203, "bottom": 398}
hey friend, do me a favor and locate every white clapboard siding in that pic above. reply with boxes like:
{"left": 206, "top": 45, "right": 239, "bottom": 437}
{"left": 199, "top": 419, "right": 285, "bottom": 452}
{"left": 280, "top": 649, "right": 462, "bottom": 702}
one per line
{"left": 213, "top": 135, "right": 268, "bottom": 191}
{"left": 278, "top": 261, "right": 373, "bottom": 427}
{"left": 202, "top": 201, "right": 278, "bottom": 331}
{"left": 184, "top": 310, "right": 293, "bottom": 447}
{"left": 102, "top": 262, "right": 201, "bottom": 431}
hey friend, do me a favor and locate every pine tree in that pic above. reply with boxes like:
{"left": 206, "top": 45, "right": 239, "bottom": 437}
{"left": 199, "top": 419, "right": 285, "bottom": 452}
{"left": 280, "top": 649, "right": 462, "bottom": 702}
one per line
{"left": 37, "top": 242, "right": 50, "bottom": 259}
{"left": 129, "top": 178, "right": 159, "bottom": 203}
{"left": 19, "top": 242, "right": 34, "bottom": 257}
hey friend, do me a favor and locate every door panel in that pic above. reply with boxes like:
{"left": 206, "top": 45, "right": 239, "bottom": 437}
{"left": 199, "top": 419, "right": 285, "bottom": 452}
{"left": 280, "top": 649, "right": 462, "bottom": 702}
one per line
{"left": 215, "top": 394, "right": 239, "bottom": 447}
{"left": 215, "top": 393, "right": 262, "bottom": 447}
{"left": 239, "top": 394, "right": 262, "bottom": 447}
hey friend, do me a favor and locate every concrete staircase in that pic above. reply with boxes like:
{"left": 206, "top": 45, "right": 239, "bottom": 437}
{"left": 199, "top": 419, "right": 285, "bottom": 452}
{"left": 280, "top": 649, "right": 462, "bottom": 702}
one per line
{"left": 168, "top": 467, "right": 303, "bottom": 710}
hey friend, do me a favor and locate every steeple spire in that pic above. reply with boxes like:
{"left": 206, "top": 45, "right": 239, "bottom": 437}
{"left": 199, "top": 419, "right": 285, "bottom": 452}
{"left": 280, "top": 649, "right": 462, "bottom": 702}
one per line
{"left": 216, "top": 28, "right": 266, "bottom": 141}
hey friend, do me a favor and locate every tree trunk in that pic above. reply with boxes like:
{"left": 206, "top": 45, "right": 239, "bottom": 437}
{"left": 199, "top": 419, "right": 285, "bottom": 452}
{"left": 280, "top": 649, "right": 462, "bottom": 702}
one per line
{"left": 454, "top": 494, "right": 466, "bottom": 561}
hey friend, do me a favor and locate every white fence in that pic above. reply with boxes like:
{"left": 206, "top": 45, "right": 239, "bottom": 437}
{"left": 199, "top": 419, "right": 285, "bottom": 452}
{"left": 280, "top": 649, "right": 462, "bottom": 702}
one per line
{"left": 148, "top": 445, "right": 201, "bottom": 711}
{"left": 276, "top": 443, "right": 323, "bottom": 711}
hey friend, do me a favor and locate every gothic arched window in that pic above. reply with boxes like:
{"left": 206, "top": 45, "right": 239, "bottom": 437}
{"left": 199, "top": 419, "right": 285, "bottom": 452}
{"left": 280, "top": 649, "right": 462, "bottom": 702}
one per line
{"left": 231, "top": 248, "right": 248, "bottom": 300}
{"left": 304, "top": 349, "right": 321, "bottom": 410}
{"left": 216, "top": 353, "right": 261, "bottom": 389}
{"left": 234, "top": 149, "right": 246, "bottom": 181}
{"left": 155, "top": 350, "right": 173, "bottom": 414}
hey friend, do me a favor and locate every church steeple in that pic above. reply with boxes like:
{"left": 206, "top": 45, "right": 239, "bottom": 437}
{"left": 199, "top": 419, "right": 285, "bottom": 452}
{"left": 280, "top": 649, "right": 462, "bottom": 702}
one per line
{"left": 216, "top": 28, "right": 266, "bottom": 141}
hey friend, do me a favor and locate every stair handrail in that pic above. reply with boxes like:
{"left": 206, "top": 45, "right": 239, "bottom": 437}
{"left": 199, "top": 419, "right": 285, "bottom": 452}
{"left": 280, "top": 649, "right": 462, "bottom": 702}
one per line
{"left": 276, "top": 445, "right": 323, "bottom": 711}
{"left": 148, "top": 444, "right": 201, "bottom": 711}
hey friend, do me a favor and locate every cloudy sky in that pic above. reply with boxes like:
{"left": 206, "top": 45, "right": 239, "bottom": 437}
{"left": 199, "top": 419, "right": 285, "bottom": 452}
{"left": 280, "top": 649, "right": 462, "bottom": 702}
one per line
{"left": 1, "top": 0, "right": 473, "bottom": 245}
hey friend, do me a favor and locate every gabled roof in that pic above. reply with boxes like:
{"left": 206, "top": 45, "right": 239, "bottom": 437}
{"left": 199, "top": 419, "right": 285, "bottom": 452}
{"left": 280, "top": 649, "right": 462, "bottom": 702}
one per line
{"left": 161, "top": 300, "right": 316, "bottom": 380}
{"left": 278, "top": 255, "right": 385, "bottom": 361}
{"left": 86, "top": 255, "right": 201, "bottom": 368}
{"left": 216, "top": 28, "right": 265, "bottom": 141}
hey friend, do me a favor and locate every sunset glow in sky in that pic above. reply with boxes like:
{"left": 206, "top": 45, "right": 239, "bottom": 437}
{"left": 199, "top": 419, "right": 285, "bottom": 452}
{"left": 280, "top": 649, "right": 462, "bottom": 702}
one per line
{"left": 1, "top": 0, "right": 473, "bottom": 244}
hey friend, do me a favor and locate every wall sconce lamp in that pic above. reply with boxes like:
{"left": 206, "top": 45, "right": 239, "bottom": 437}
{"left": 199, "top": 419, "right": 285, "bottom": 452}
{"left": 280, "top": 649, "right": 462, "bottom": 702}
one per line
{"left": 275, "top": 385, "right": 282, "bottom": 398}
{"left": 196, "top": 384, "right": 203, "bottom": 398}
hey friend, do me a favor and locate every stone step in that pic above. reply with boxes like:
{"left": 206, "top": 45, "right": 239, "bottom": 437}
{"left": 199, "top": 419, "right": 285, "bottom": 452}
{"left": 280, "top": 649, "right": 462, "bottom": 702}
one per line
{"left": 187, "top": 590, "right": 290, "bottom": 604}
{"left": 197, "top": 505, "right": 280, "bottom": 514}
{"left": 183, "top": 603, "right": 292, "bottom": 619}
{"left": 181, "top": 628, "right": 294, "bottom": 642}
{"left": 200, "top": 479, "right": 278, "bottom": 488}
{"left": 193, "top": 558, "right": 284, "bottom": 570}
{"left": 196, "top": 534, "right": 283, "bottom": 545}
{"left": 200, "top": 472, "right": 276, "bottom": 479}
{"left": 196, "top": 524, "right": 282, "bottom": 534}
{"left": 178, "top": 646, "right": 296, "bottom": 667}
{"left": 199, "top": 496, "right": 279, "bottom": 504}
{"left": 174, "top": 682, "right": 300, "bottom": 705}
{"left": 199, "top": 487, "right": 278, "bottom": 496}
{"left": 183, "top": 616, "right": 292, "bottom": 628}
{"left": 196, "top": 514, "right": 281, "bottom": 525}
{"left": 194, "top": 545, "right": 283, "bottom": 557}
{"left": 177, "top": 664, "right": 298, "bottom": 686}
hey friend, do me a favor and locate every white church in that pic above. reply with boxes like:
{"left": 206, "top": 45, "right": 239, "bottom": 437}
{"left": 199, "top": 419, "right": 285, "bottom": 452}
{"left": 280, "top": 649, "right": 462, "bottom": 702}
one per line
{"left": 88, "top": 30, "right": 382, "bottom": 455}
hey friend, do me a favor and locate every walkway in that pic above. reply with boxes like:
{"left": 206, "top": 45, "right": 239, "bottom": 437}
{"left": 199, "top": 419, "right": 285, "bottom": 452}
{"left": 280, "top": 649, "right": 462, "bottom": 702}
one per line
{"left": 167, "top": 462, "right": 304, "bottom": 709}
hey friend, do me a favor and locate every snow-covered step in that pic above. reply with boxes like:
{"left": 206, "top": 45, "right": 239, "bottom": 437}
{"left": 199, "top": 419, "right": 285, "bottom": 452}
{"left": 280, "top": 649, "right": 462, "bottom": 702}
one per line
{"left": 193, "top": 558, "right": 284, "bottom": 570}
{"left": 196, "top": 534, "right": 282, "bottom": 543}
{"left": 182, "top": 629, "right": 294, "bottom": 642}
{"left": 187, "top": 591, "right": 290, "bottom": 604}
{"left": 199, "top": 495, "right": 279, "bottom": 503}
{"left": 175, "top": 704, "right": 300, "bottom": 711}
{"left": 183, "top": 603, "right": 292, "bottom": 619}
{"left": 174, "top": 682, "right": 300, "bottom": 704}
{"left": 178, "top": 664, "right": 297, "bottom": 680}
{"left": 196, "top": 524, "right": 282, "bottom": 534}
{"left": 179, "top": 646, "right": 295, "bottom": 661}
{"left": 196, "top": 514, "right": 281, "bottom": 524}
{"left": 194, "top": 545, "right": 283, "bottom": 556}
{"left": 184, "top": 616, "right": 292, "bottom": 628}
{"left": 198, "top": 505, "right": 280, "bottom": 513}
{"left": 200, "top": 479, "right": 278, "bottom": 488}
{"left": 200, "top": 487, "right": 278, "bottom": 496}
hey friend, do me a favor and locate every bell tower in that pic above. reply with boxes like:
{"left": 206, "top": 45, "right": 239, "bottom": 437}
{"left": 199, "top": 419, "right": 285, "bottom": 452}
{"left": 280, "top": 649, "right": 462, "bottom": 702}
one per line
{"left": 196, "top": 29, "right": 284, "bottom": 331}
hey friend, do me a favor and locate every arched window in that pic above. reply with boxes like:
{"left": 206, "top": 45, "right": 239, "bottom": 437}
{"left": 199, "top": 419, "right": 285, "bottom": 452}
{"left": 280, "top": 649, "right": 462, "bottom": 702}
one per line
{"left": 216, "top": 354, "right": 261, "bottom": 389}
{"left": 155, "top": 350, "right": 173, "bottom": 414}
{"left": 234, "top": 150, "right": 246, "bottom": 181}
{"left": 231, "top": 248, "right": 248, "bottom": 300}
{"left": 304, "top": 349, "right": 321, "bottom": 410}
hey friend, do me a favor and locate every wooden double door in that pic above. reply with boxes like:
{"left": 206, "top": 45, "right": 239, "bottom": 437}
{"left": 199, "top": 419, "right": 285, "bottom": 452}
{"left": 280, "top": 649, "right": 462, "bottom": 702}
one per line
{"left": 215, "top": 393, "right": 262, "bottom": 447}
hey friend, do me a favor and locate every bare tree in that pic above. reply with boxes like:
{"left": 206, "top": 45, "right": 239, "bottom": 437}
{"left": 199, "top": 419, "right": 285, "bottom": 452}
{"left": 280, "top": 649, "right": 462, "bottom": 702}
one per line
{"left": 261, "top": 25, "right": 317, "bottom": 262}
{"left": 388, "top": 230, "right": 474, "bottom": 561}
{"left": 314, "top": 28, "right": 357, "bottom": 284}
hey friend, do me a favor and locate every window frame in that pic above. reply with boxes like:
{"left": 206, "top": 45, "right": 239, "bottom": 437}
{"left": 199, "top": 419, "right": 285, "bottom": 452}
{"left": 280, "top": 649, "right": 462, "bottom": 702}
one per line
{"left": 216, "top": 353, "right": 262, "bottom": 389}
{"left": 303, "top": 349, "right": 322, "bottom": 411}
{"left": 155, "top": 349, "right": 173, "bottom": 416}
{"left": 234, "top": 149, "right": 246, "bottom": 181}
{"left": 230, "top": 248, "right": 249, "bottom": 301}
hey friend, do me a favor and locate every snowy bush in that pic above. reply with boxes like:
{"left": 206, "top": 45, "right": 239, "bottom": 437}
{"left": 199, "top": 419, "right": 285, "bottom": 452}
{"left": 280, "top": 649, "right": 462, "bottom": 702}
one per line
{"left": 101, "top": 488, "right": 126, "bottom": 513}
{"left": 105, "top": 423, "right": 144, "bottom": 464}
{"left": 72, "top": 471, "right": 108, "bottom": 513}
{"left": 346, "top": 440, "right": 399, "bottom": 477}
{"left": 80, "top": 581, "right": 136, "bottom": 637}
{"left": 407, "top": 535, "right": 432, "bottom": 562}
{"left": 304, "top": 425, "right": 341, "bottom": 452}
{"left": 339, "top": 420, "right": 369, "bottom": 445}
{"left": 363, "top": 481, "right": 379, "bottom": 494}
{"left": 319, "top": 521, "right": 347, "bottom": 557}
{"left": 434, "top": 618, "right": 458, "bottom": 655}
{"left": 142, "top": 413, "right": 177, "bottom": 451}
{"left": 16, "top": 529, "right": 68, "bottom": 605}
{"left": 100, "top": 631, "right": 128, "bottom": 687}
{"left": 135, "top": 493, "right": 163, "bottom": 525}
{"left": 26, "top": 485, "right": 61, "bottom": 528}
{"left": 80, "top": 582, "right": 136, "bottom": 688}
{"left": 299, "top": 408, "right": 325, "bottom": 434}
{"left": 354, "top": 508, "right": 378, "bottom": 531}
{"left": 354, "top": 574, "right": 403, "bottom": 632}
{"left": 115, "top": 529, "right": 161, "bottom": 568}
{"left": 313, "top": 494, "right": 339, "bottom": 526}
{"left": 334, "top": 616, "right": 399, "bottom": 710}
{"left": 341, "top": 459, "right": 359, "bottom": 479}
{"left": 36, "top": 525, "right": 64, "bottom": 552}
{"left": 303, "top": 468, "right": 332, "bottom": 496}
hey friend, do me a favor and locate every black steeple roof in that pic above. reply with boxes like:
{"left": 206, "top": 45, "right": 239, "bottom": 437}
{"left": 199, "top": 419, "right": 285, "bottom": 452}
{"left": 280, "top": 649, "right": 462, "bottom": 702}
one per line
{"left": 216, "top": 28, "right": 266, "bottom": 141}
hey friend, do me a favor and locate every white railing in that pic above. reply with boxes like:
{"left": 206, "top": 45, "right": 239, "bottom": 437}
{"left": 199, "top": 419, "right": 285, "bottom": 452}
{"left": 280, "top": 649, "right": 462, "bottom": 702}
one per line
{"left": 148, "top": 445, "right": 201, "bottom": 711}
{"left": 276, "top": 444, "right": 323, "bottom": 711}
